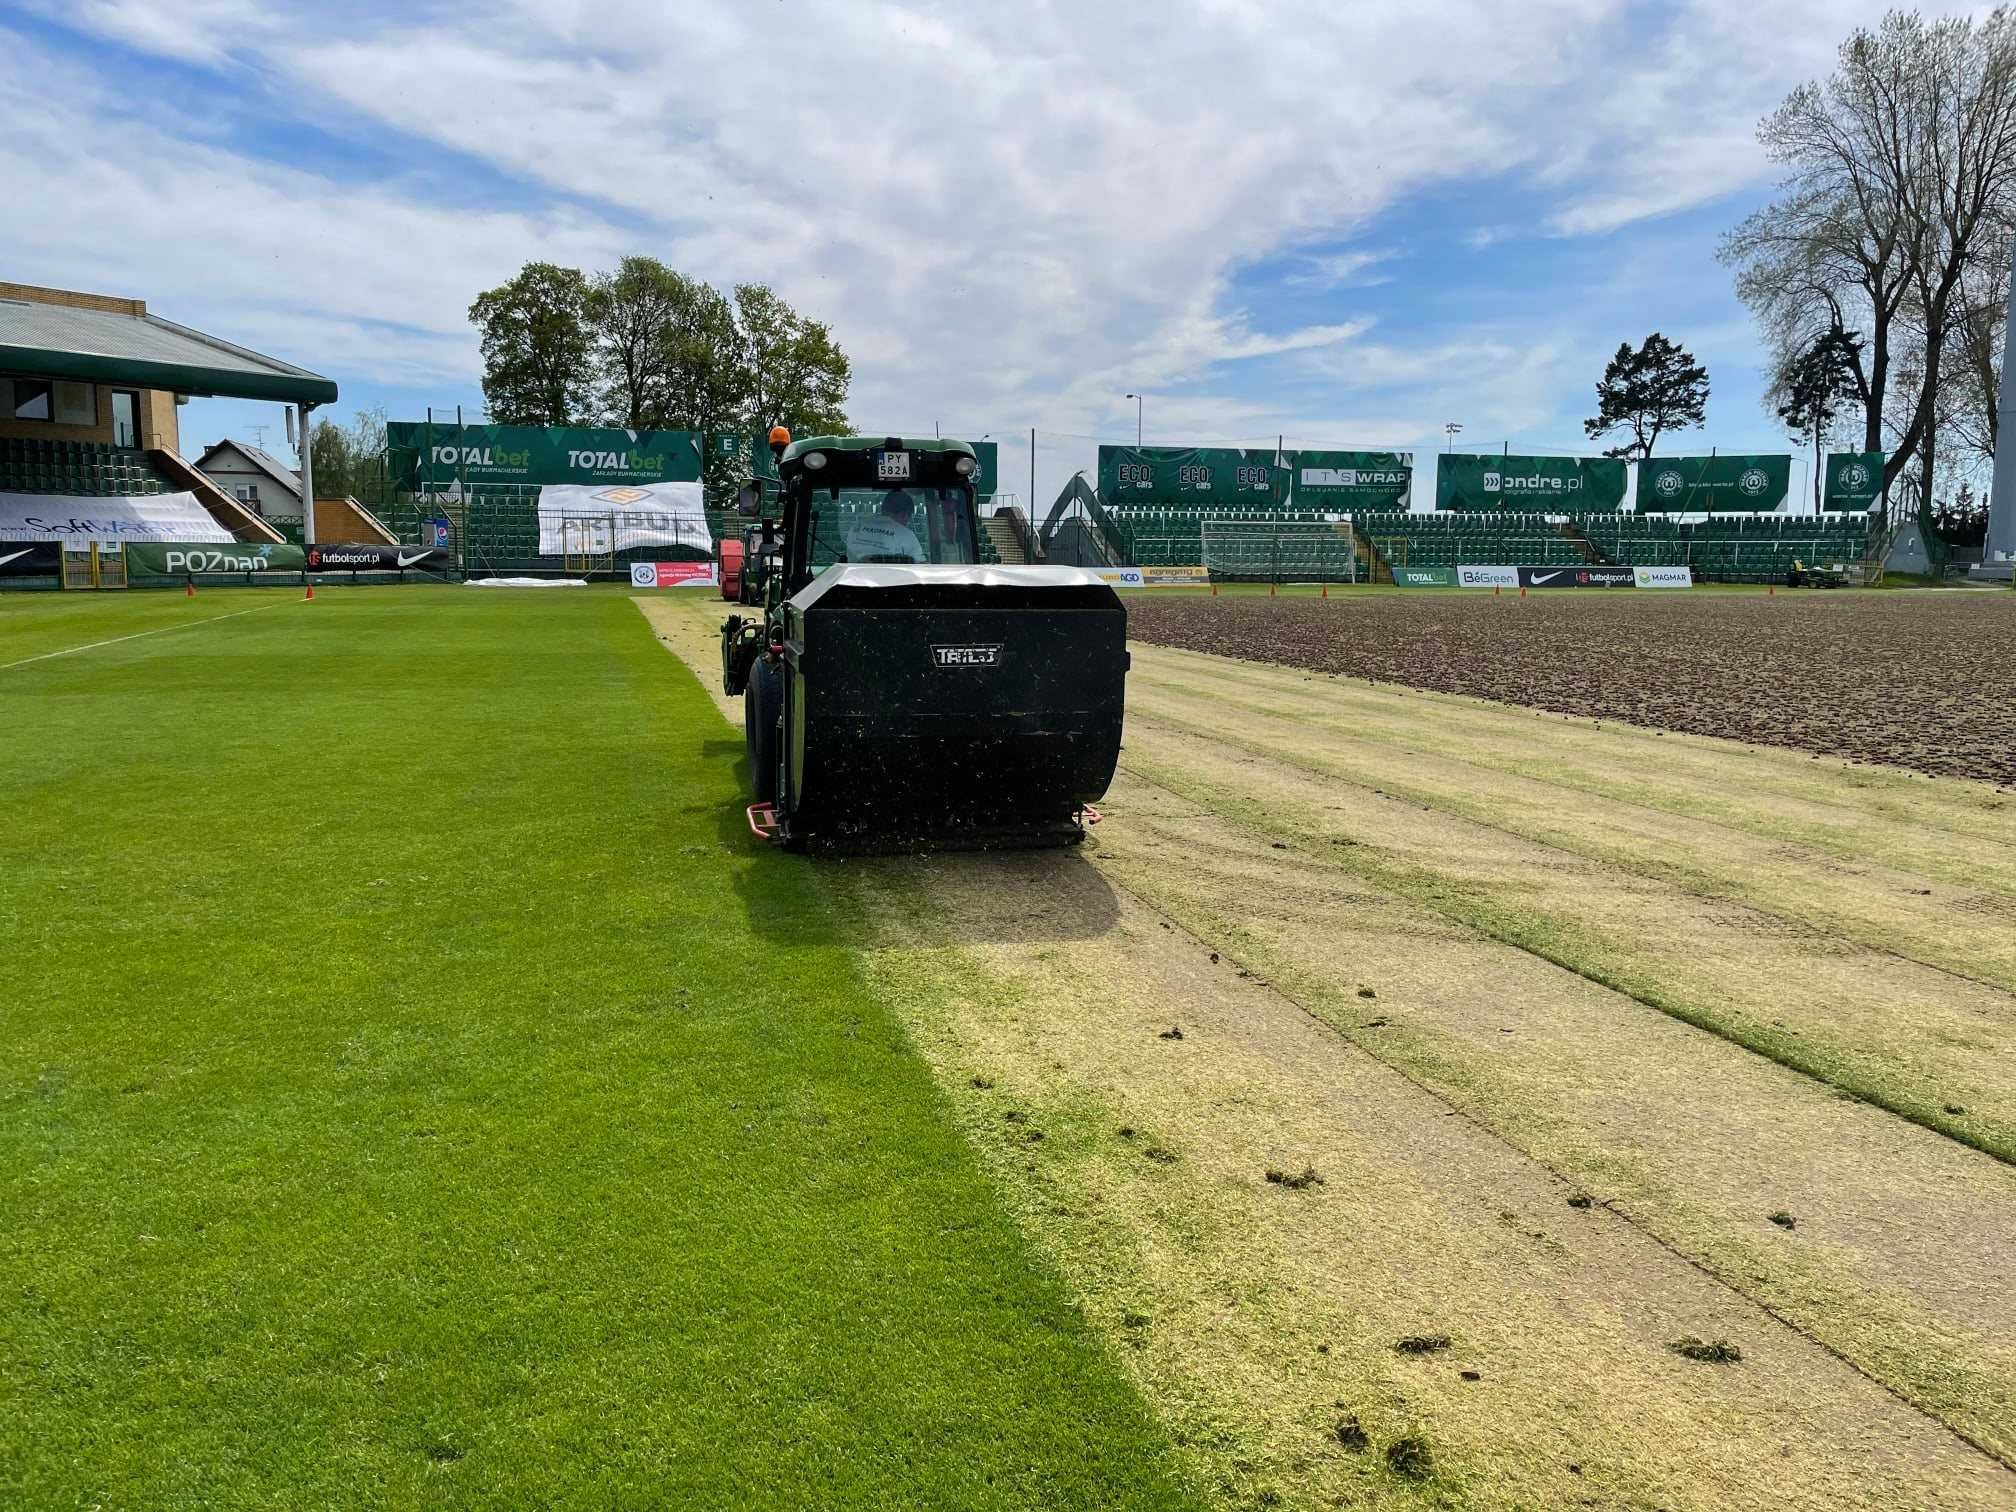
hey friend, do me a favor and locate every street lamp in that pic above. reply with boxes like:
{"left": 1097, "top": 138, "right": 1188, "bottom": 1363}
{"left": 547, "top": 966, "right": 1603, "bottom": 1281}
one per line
{"left": 1443, "top": 420, "right": 1463, "bottom": 454}
{"left": 1124, "top": 393, "right": 1144, "bottom": 446}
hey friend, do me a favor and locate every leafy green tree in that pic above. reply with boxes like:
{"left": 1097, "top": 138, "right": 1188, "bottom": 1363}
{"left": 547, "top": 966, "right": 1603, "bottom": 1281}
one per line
{"left": 734, "top": 283, "right": 852, "bottom": 437}
{"left": 468, "top": 263, "right": 593, "bottom": 426}
{"left": 1583, "top": 333, "right": 1710, "bottom": 458}
{"left": 1778, "top": 329, "right": 1864, "bottom": 507}
{"left": 587, "top": 256, "right": 688, "bottom": 429}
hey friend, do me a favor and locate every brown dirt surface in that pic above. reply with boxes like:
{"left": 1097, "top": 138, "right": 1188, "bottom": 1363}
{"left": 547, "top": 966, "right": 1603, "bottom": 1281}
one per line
{"left": 1123, "top": 590, "right": 2016, "bottom": 787}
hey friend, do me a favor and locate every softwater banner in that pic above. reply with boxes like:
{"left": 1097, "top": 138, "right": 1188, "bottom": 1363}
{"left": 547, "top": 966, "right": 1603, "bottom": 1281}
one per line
{"left": 1823, "top": 452, "right": 1883, "bottom": 512}
{"left": 536, "top": 481, "right": 711, "bottom": 556}
{"left": 389, "top": 423, "right": 708, "bottom": 489}
{"left": 1636, "top": 455, "right": 1791, "bottom": 512}
{"left": 1098, "top": 446, "right": 1284, "bottom": 506}
{"left": 0, "top": 541, "right": 61, "bottom": 577}
{"left": 1289, "top": 450, "right": 1412, "bottom": 510}
{"left": 306, "top": 543, "right": 450, "bottom": 571}
{"left": 0, "top": 491, "right": 232, "bottom": 544}
{"left": 129, "top": 542, "right": 307, "bottom": 575}
{"left": 1436, "top": 454, "right": 1627, "bottom": 512}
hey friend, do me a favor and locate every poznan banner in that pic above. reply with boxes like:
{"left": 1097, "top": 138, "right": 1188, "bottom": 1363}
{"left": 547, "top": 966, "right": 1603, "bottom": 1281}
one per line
{"left": 1437, "top": 454, "right": 1628, "bottom": 512}
{"left": 128, "top": 542, "right": 307, "bottom": 575}
{"left": 1636, "top": 455, "right": 1791, "bottom": 513}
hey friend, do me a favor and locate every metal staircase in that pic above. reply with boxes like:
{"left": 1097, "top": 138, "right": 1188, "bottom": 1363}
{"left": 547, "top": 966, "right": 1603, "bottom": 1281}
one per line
{"left": 983, "top": 515, "right": 1027, "bottom": 564}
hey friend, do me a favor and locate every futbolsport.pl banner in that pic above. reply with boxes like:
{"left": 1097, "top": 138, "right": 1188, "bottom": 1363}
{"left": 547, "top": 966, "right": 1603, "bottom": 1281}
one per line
{"left": 1823, "top": 451, "right": 1883, "bottom": 512}
{"left": 388, "top": 423, "right": 709, "bottom": 489}
{"left": 1636, "top": 455, "right": 1791, "bottom": 513}
{"left": 1436, "top": 454, "right": 1628, "bottom": 513}
{"left": 128, "top": 542, "right": 307, "bottom": 575}
{"left": 1517, "top": 564, "right": 1635, "bottom": 588}
{"left": 305, "top": 543, "right": 451, "bottom": 571}
{"left": 0, "top": 541, "right": 62, "bottom": 577}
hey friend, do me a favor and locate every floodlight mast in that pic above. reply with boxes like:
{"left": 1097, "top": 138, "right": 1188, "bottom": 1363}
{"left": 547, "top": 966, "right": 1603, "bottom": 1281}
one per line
{"left": 1983, "top": 251, "right": 2016, "bottom": 576}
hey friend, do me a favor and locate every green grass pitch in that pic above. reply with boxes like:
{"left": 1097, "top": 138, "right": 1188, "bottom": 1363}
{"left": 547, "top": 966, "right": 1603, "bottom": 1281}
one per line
{"left": 0, "top": 586, "right": 1198, "bottom": 1509}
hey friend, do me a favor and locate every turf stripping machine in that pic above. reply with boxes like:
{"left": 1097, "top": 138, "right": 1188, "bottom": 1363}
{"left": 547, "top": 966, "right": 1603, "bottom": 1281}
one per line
{"left": 721, "top": 431, "right": 1128, "bottom": 851}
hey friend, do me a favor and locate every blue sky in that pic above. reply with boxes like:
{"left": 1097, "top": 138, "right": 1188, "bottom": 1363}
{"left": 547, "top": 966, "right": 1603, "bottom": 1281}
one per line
{"left": 2, "top": 0, "right": 1972, "bottom": 507}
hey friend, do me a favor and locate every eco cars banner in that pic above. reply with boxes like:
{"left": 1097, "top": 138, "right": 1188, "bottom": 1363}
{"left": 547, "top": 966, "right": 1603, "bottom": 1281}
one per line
{"left": 535, "top": 481, "right": 711, "bottom": 556}
{"left": 128, "top": 542, "right": 307, "bottom": 575}
{"left": 389, "top": 424, "right": 708, "bottom": 489}
{"left": 1635, "top": 455, "right": 1791, "bottom": 512}
{"left": 1436, "top": 454, "right": 1629, "bottom": 512}
{"left": 1822, "top": 451, "right": 1884, "bottom": 511}
{"left": 0, "top": 541, "right": 62, "bottom": 577}
{"left": 304, "top": 543, "right": 451, "bottom": 570}
{"left": 1097, "top": 447, "right": 1412, "bottom": 510}
{"left": 0, "top": 491, "right": 233, "bottom": 544}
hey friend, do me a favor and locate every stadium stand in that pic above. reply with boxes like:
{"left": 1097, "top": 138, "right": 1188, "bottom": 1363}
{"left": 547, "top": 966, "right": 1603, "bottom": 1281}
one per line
{"left": 0, "top": 438, "right": 173, "bottom": 495}
{"left": 1580, "top": 513, "right": 1874, "bottom": 581}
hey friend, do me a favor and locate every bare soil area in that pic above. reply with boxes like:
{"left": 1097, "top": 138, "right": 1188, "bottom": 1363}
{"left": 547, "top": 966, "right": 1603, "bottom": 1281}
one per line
{"left": 1125, "top": 591, "right": 2016, "bottom": 787}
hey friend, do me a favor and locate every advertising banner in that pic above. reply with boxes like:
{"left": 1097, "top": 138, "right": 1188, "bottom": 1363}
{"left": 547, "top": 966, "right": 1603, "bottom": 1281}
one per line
{"left": 128, "top": 542, "right": 307, "bottom": 575}
{"left": 1517, "top": 564, "right": 1636, "bottom": 587}
{"left": 305, "top": 543, "right": 450, "bottom": 571}
{"left": 1822, "top": 452, "right": 1884, "bottom": 512}
{"left": 1632, "top": 565, "right": 1694, "bottom": 588}
{"left": 1098, "top": 446, "right": 1284, "bottom": 507}
{"left": 0, "top": 541, "right": 62, "bottom": 577}
{"left": 1636, "top": 455, "right": 1791, "bottom": 512}
{"left": 1092, "top": 567, "right": 1146, "bottom": 588}
{"left": 1456, "top": 564, "right": 1518, "bottom": 588}
{"left": 1391, "top": 566, "right": 1458, "bottom": 587}
{"left": 535, "top": 481, "right": 711, "bottom": 556}
{"left": 389, "top": 423, "right": 708, "bottom": 490}
{"left": 629, "top": 561, "right": 720, "bottom": 588}
{"left": 1436, "top": 454, "right": 1628, "bottom": 512}
{"left": 1288, "top": 450, "right": 1412, "bottom": 510}
{"left": 0, "top": 491, "right": 233, "bottom": 544}
{"left": 1141, "top": 565, "right": 1210, "bottom": 585}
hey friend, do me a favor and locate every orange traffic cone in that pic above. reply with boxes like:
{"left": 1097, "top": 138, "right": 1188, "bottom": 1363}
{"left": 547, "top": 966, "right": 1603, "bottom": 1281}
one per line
{"left": 1520, "top": 587, "right": 1527, "bottom": 598}
{"left": 1321, "top": 582, "right": 1328, "bottom": 599}
{"left": 1493, "top": 586, "right": 1500, "bottom": 596}
{"left": 185, "top": 580, "right": 195, "bottom": 597}
{"left": 1768, "top": 585, "right": 1775, "bottom": 597}
{"left": 304, "top": 582, "right": 314, "bottom": 601}
{"left": 1269, "top": 580, "right": 1277, "bottom": 598}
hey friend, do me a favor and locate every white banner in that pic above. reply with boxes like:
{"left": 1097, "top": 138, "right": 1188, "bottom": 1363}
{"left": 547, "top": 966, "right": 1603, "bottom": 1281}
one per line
{"left": 1456, "top": 564, "right": 1518, "bottom": 588}
{"left": 1633, "top": 565, "right": 1694, "bottom": 588}
{"left": 536, "top": 481, "right": 710, "bottom": 556}
{"left": 0, "top": 490, "right": 232, "bottom": 546}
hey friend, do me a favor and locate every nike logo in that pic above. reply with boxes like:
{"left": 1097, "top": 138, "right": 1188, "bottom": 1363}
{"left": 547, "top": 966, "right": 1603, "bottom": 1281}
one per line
{"left": 396, "top": 550, "right": 429, "bottom": 567}
{"left": 1530, "top": 571, "right": 1563, "bottom": 584}
{"left": 0, "top": 548, "right": 32, "bottom": 568}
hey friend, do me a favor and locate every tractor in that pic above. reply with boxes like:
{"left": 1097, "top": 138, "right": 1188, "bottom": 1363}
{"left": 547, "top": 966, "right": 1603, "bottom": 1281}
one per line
{"left": 720, "top": 429, "right": 1128, "bottom": 851}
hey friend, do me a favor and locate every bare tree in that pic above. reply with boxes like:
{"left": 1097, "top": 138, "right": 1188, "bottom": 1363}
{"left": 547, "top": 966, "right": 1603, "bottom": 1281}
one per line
{"left": 1721, "top": 9, "right": 2016, "bottom": 501}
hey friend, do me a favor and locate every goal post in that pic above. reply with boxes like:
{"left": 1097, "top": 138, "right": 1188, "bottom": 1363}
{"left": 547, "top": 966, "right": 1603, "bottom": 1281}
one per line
{"left": 1199, "top": 516, "right": 1361, "bottom": 586}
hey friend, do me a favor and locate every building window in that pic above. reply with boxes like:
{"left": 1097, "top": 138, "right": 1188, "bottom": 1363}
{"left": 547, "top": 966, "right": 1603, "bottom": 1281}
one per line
{"left": 54, "top": 381, "right": 96, "bottom": 426}
{"left": 11, "top": 378, "right": 52, "bottom": 421}
{"left": 111, "top": 390, "right": 141, "bottom": 448}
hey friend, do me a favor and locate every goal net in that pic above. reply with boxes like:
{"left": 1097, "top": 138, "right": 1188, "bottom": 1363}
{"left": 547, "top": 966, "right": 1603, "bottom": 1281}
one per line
{"left": 1199, "top": 517, "right": 1361, "bottom": 584}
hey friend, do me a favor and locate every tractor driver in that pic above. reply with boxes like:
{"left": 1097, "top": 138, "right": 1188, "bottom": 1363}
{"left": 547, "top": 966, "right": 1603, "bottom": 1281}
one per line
{"left": 847, "top": 489, "right": 928, "bottom": 563}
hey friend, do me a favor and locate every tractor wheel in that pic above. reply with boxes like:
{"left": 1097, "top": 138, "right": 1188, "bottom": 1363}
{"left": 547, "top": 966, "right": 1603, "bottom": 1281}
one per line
{"left": 746, "top": 658, "right": 781, "bottom": 804}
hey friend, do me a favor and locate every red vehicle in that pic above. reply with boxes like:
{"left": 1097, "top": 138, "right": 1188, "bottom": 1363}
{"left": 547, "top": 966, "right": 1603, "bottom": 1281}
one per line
{"left": 717, "top": 537, "right": 745, "bottom": 601}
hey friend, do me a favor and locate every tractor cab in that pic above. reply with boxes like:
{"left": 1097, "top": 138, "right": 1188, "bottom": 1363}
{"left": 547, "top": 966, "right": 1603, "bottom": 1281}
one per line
{"left": 719, "top": 429, "right": 1128, "bottom": 852}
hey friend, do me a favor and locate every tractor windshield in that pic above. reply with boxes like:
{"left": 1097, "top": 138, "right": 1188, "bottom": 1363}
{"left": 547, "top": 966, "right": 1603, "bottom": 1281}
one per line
{"left": 803, "top": 486, "right": 981, "bottom": 571}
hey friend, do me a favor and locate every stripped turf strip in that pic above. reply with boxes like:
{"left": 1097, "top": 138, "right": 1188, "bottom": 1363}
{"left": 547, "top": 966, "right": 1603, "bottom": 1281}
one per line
{"left": 0, "top": 587, "right": 1199, "bottom": 1510}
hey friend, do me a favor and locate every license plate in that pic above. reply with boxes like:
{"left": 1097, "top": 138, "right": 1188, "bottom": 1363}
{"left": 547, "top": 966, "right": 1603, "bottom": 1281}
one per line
{"left": 877, "top": 450, "right": 911, "bottom": 481}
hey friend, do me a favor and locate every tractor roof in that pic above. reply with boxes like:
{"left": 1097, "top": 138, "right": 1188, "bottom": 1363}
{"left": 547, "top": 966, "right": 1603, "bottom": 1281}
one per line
{"left": 780, "top": 435, "right": 978, "bottom": 471}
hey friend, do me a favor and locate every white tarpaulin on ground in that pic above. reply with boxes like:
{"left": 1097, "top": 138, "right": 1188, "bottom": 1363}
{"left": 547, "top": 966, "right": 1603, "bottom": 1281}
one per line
{"left": 0, "top": 491, "right": 233, "bottom": 545}
{"left": 535, "top": 481, "right": 710, "bottom": 556}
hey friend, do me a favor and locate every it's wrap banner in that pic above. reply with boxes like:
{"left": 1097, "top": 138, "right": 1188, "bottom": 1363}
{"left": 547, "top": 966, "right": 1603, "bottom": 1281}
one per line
{"left": 536, "top": 481, "right": 711, "bottom": 556}
{"left": 305, "top": 543, "right": 450, "bottom": 570}
{"left": 1636, "top": 455, "right": 1791, "bottom": 512}
{"left": 1097, "top": 447, "right": 1412, "bottom": 510}
{"left": 1822, "top": 452, "right": 1883, "bottom": 512}
{"left": 0, "top": 491, "right": 232, "bottom": 544}
{"left": 1436, "top": 454, "right": 1628, "bottom": 512}
{"left": 129, "top": 542, "right": 307, "bottom": 575}
{"left": 389, "top": 423, "right": 707, "bottom": 489}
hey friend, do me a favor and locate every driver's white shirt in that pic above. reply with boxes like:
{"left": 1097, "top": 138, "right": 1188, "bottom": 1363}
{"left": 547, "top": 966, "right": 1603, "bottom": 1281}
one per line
{"left": 847, "top": 516, "right": 925, "bottom": 562}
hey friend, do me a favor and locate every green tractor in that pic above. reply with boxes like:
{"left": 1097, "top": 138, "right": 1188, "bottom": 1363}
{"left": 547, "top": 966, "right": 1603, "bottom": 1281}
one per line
{"left": 720, "top": 430, "right": 1129, "bottom": 851}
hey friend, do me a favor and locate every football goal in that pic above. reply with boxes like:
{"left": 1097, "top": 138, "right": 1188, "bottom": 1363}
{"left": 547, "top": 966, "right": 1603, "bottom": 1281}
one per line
{"left": 1199, "top": 517, "right": 1362, "bottom": 585}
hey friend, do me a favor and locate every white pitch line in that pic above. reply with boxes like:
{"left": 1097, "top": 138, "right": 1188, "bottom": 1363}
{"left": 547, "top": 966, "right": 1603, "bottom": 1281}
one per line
{"left": 0, "top": 599, "right": 291, "bottom": 672}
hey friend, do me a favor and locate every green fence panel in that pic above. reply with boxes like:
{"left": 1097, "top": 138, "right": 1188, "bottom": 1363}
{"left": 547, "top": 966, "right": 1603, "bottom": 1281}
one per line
{"left": 1636, "top": 454, "right": 1791, "bottom": 512}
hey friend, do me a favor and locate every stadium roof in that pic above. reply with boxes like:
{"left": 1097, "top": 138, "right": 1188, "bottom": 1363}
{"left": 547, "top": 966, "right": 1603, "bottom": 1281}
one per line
{"left": 0, "top": 295, "right": 338, "bottom": 406}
